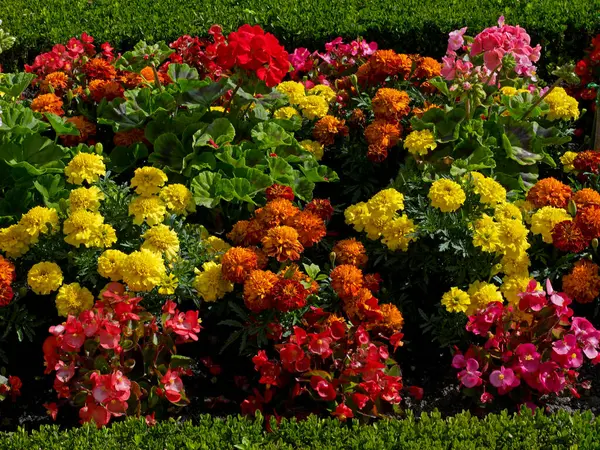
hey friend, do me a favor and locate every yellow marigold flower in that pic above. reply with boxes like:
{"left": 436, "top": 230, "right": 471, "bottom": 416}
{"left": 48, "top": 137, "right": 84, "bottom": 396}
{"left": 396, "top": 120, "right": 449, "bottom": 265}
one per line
{"left": 97, "top": 249, "right": 127, "bottom": 281}
{"left": 18, "top": 206, "right": 59, "bottom": 243}
{"left": 193, "top": 261, "right": 234, "bottom": 302}
{"left": 363, "top": 214, "right": 390, "bottom": 240}
{"left": 560, "top": 151, "right": 578, "bottom": 173}
{"left": 500, "top": 86, "right": 519, "bottom": 97}
{"left": 297, "top": 95, "right": 329, "bottom": 120}
{"left": 344, "top": 202, "right": 371, "bottom": 233}
{"left": 307, "top": 85, "right": 336, "bottom": 103}
{"left": 367, "top": 188, "right": 405, "bottom": 217}
{"left": 121, "top": 249, "right": 166, "bottom": 292}
{"left": 55, "top": 282, "right": 94, "bottom": 317}
{"left": 497, "top": 218, "right": 530, "bottom": 256}
{"left": 500, "top": 250, "right": 530, "bottom": 277}
{"left": 64, "top": 153, "right": 106, "bottom": 185}
{"left": 210, "top": 106, "right": 225, "bottom": 112}
{"left": 501, "top": 274, "right": 540, "bottom": 305}
{"left": 274, "top": 106, "right": 300, "bottom": 120}
{"left": 158, "top": 273, "right": 179, "bottom": 295}
{"left": 141, "top": 224, "right": 180, "bottom": 260}
{"left": 206, "top": 236, "right": 231, "bottom": 260}
{"left": 404, "top": 129, "right": 437, "bottom": 156}
{"left": 381, "top": 215, "right": 417, "bottom": 251}
{"left": 472, "top": 214, "right": 501, "bottom": 253}
{"left": 0, "top": 225, "right": 30, "bottom": 258}
{"left": 514, "top": 199, "right": 536, "bottom": 224}
{"left": 69, "top": 186, "right": 105, "bottom": 212}
{"left": 130, "top": 167, "right": 168, "bottom": 197}
{"left": 467, "top": 281, "right": 503, "bottom": 315}
{"left": 428, "top": 179, "right": 466, "bottom": 212}
{"left": 91, "top": 224, "right": 117, "bottom": 248}
{"left": 530, "top": 206, "right": 572, "bottom": 244}
{"left": 470, "top": 172, "right": 506, "bottom": 205}
{"left": 159, "top": 184, "right": 196, "bottom": 216}
{"left": 276, "top": 81, "right": 306, "bottom": 105}
{"left": 299, "top": 139, "right": 324, "bottom": 161}
{"left": 441, "top": 287, "right": 471, "bottom": 313}
{"left": 63, "top": 210, "right": 104, "bottom": 248}
{"left": 494, "top": 202, "right": 522, "bottom": 222}
{"left": 544, "top": 87, "right": 580, "bottom": 121}
{"left": 27, "top": 262, "right": 63, "bottom": 295}
{"left": 129, "top": 196, "right": 166, "bottom": 226}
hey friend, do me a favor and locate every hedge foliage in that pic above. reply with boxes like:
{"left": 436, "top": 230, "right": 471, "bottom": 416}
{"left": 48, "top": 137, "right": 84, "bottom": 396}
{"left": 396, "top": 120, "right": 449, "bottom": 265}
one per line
{"left": 1, "top": 410, "right": 599, "bottom": 449}
{"left": 0, "top": 0, "right": 598, "bottom": 74}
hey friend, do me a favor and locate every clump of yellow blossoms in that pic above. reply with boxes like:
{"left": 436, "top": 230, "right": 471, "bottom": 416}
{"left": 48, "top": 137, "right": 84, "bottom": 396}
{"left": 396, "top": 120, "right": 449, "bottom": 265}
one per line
{"left": 55, "top": 282, "right": 94, "bottom": 317}
{"left": 469, "top": 172, "right": 506, "bottom": 205}
{"left": 276, "top": 81, "right": 306, "bottom": 105}
{"left": 274, "top": 107, "right": 300, "bottom": 120}
{"left": 63, "top": 209, "right": 116, "bottom": 248}
{"left": 404, "top": 129, "right": 437, "bottom": 156}
{"left": 121, "top": 249, "right": 166, "bottom": 292}
{"left": 345, "top": 188, "right": 417, "bottom": 251}
{"left": 441, "top": 287, "right": 471, "bottom": 313}
{"left": 193, "top": 261, "right": 234, "bottom": 302}
{"left": 300, "top": 140, "right": 324, "bottom": 161}
{"left": 530, "top": 206, "right": 572, "bottom": 244}
{"left": 141, "top": 224, "right": 180, "bottom": 260}
{"left": 69, "top": 186, "right": 105, "bottom": 212}
{"left": 0, "top": 206, "right": 59, "bottom": 257}
{"left": 297, "top": 95, "right": 329, "bottom": 120}
{"left": 428, "top": 179, "right": 466, "bottom": 212}
{"left": 159, "top": 184, "right": 196, "bottom": 216}
{"left": 97, "top": 249, "right": 127, "bottom": 281}
{"left": 543, "top": 87, "right": 580, "bottom": 121}
{"left": 307, "top": 85, "right": 336, "bottom": 103}
{"left": 64, "top": 152, "right": 106, "bottom": 185}
{"left": 560, "top": 151, "right": 577, "bottom": 173}
{"left": 466, "top": 281, "right": 503, "bottom": 315}
{"left": 130, "top": 167, "right": 168, "bottom": 197}
{"left": 27, "top": 262, "right": 63, "bottom": 295}
{"left": 129, "top": 196, "right": 167, "bottom": 226}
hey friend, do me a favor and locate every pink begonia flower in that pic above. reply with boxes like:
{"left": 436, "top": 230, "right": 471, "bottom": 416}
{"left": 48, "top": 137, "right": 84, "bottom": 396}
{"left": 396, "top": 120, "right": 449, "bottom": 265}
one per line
{"left": 538, "top": 362, "right": 566, "bottom": 393}
{"left": 480, "top": 392, "right": 493, "bottom": 403}
{"left": 518, "top": 279, "right": 547, "bottom": 312}
{"left": 514, "top": 343, "right": 540, "bottom": 373}
{"left": 452, "top": 353, "right": 466, "bottom": 369}
{"left": 289, "top": 48, "right": 312, "bottom": 71}
{"left": 552, "top": 334, "right": 577, "bottom": 355}
{"left": 458, "top": 358, "right": 482, "bottom": 388}
{"left": 489, "top": 366, "right": 520, "bottom": 394}
{"left": 448, "top": 27, "right": 468, "bottom": 52}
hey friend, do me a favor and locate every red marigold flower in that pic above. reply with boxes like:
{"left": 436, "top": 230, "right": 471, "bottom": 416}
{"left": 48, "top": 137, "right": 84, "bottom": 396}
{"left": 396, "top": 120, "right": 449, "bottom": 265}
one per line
{"left": 312, "top": 115, "right": 349, "bottom": 146}
{"left": 576, "top": 205, "right": 600, "bottom": 239}
{"left": 285, "top": 210, "right": 326, "bottom": 248}
{"left": 305, "top": 199, "right": 334, "bottom": 221}
{"left": 367, "top": 144, "right": 389, "bottom": 162}
{"left": 552, "top": 220, "right": 589, "bottom": 253}
{"left": 271, "top": 278, "right": 309, "bottom": 312}
{"left": 574, "top": 151, "right": 600, "bottom": 174}
{"left": 562, "top": 259, "right": 600, "bottom": 304}
{"left": 60, "top": 116, "right": 97, "bottom": 146}
{"left": 265, "top": 184, "right": 295, "bottom": 201}
{"left": 0, "top": 283, "right": 14, "bottom": 307}
{"left": 526, "top": 177, "right": 572, "bottom": 208}
{"left": 113, "top": 128, "right": 147, "bottom": 147}
{"left": 363, "top": 273, "right": 382, "bottom": 293}
{"left": 82, "top": 57, "right": 117, "bottom": 80}
{"left": 221, "top": 247, "right": 259, "bottom": 283}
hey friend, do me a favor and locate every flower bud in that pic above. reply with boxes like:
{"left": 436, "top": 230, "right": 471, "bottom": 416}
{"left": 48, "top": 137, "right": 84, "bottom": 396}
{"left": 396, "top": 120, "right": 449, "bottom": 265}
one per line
{"left": 567, "top": 199, "right": 577, "bottom": 217}
{"left": 592, "top": 239, "right": 599, "bottom": 251}
{"left": 94, "top": 143, "right": 103, "bottom": 154}
{"left": 329, "top": 251, "right": 337, "bottom": 267}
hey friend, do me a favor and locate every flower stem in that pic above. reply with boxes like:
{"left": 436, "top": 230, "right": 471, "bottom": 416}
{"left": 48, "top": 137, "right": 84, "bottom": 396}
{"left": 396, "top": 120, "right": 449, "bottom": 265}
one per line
{"left": 521, "top": 79, "right": 561, "bottom": 121}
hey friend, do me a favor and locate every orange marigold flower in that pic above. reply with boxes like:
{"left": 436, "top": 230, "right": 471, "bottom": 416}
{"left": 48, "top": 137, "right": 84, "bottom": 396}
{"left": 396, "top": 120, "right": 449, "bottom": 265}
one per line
{"left": 367, "top": 144, "right": 389, "bottom": 163}
{"left": 271, "top": 278, "right": 309, "bottom": 312}
{"left": 255, "top": 198, "right": 300, "bottom": 228}
{"left": 250, "top": 246, "right": 269, "bottom": 269}
{"left": 227, "top": 220, "right": 250, "bottom": 246}
{"left": 279, "top": 264, "right": 319, "bottom": 294}
{"left": 332, "top": 238, "right": 368, "bottom": 267}
{"left": 573, "top": 188, "right": 600, "bottom": 211}
{"left": 82, "top": 58, "right": 117, "bottom": 80}
{"left": 364, "top": 119, "right": 402, "bottom": 150}
{"left": 285, "top": 211, "right": 326, "bottom": 248}
{"left": 266, "top": 184, "right": 295, "bottom": 201}
{"left": 412, "top": 102, "right": 442, "bottom": 119}
{"left": 370, "top": 50, "right": 412, "bottom": 79}
{"left": 369, "top": 303, "right": 404, "bottom": 334}
{"left": 305, "top": 199, "right": 334, "bottom": 221}
{"left": 371, "top": 88, "right": 411, "bottom": 122}
{"left": 60, "top": 116, "right": 97, "bottom": 146}
{"left": 349, "top": 108, "right": 366, "bottom": 127}
{"left": 120, "top": 71, "right": 144, "bottom": 89}
{"left": 140, "top": 67, "right": 172, "bottom": 85}
{"left": 413, "top": 57, "right": 442, "bottom": 79}
{"left": 330, "top": 264, "right": 364, "bottom": 301}
{"left": 344, "top": 287, "right": 380, "bottom": 320}
{"left": 312, "top": 115, "right": 349, "bottom": 146}
{"left": 245, "top": 219, "right": 267, "bottom": 246}
{"left": 562, "top": 259, "right": 600, "bottom": 304}
{"left": 243, "top": 269, "right": 279, "bottom": 312}
{"left": 0, "top": 255, "right": 15, "bottom": 285}
{"left": 261, "top": 226, "right": 304, "bottom": 262}
{"left": 31, "top": 93, "right": 64, "bottom": 116}
{"left": 551, "top": 220, "right": 589, "bottom": 253}
{"left": 113, "top": 128, "right": 147, "bottom": 147}
{"left": 573, "top": 151, "right": 600, "bottom": 174}
{"left": 526, "top": 177, "right": 572, "bottom": 208}
{"left": 41, "top": 72, "right": 70, "bottom": 93}
{"left": 88, "top": 79, "right": 124, "bottom": 103}
{"left": 221, "top": 247, "right": 258, "bottom": 283}
{"left": 576, "top": 205, "right": 600, "bottom": 239}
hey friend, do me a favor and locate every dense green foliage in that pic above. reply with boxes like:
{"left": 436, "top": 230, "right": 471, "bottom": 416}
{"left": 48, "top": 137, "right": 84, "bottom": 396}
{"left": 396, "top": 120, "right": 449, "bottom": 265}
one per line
{"left": 0, "top": 0, "right": 598, "bottom": 73}
{"left": 1, "top": 410, "right": 598, "bottom": 449}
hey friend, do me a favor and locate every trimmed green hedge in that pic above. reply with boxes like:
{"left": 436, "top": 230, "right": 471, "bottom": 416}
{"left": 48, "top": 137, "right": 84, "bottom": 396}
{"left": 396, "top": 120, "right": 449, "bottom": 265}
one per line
{"left": 0, "top": 0, "right": 598, "bottom": 74}
{"left": 1, "top": 410, "right": 599, "bottom": 449}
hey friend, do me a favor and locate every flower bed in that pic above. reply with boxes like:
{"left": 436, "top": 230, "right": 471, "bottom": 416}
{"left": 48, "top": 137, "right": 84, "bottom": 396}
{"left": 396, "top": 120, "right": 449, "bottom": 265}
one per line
{"left": 0, "top": 16, "right": 599, "bottom": 435}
